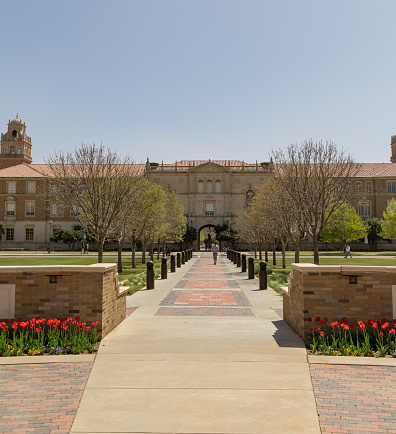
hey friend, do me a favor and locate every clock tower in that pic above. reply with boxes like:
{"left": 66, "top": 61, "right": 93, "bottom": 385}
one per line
{"left": 0, "top": 114, "right": 32, "bottom": 169}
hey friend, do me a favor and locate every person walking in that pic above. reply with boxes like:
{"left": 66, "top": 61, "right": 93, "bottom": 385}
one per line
{"left": 212, "top": 242, "right": 219, "bottom": 265}
{"left": 343, "top": 244, "right": 347, "bottom": 258}
{"left": 345, "top": 244, "right": 352, "bottom": 258}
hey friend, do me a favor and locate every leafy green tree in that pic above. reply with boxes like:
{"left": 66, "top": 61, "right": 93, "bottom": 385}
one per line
{"left": 50, "top": 227, "right": 83, "bottom": 250}
{"left": 181, "top": 225, "right": 198, "bottom": 249}
{"left": 214, "top": 223, "right": 238, "bottom": 248}
{"left": 365, "top": 217, "right": 383, "bottom": 250}
{"left": 320, "top": 203, "right": 368, "bottom": 243}
{"left": 380, "top": 198, "right": 396, "bottom": 240}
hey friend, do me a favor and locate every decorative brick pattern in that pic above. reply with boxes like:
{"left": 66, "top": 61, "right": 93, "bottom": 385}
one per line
{"left": 160, "top": 290, "right": 251, "bottom": 307}
{"left": 310, "top": 364, "right": 396, "bottom": 433}
{"left": 175, "top": 279, "right": 239, "bottom": 289}
{"left": 156, "top": 307, "right": 254, "bottom": 316}
{"left": 0, "top": 362, "right": 92, "bottom": 434}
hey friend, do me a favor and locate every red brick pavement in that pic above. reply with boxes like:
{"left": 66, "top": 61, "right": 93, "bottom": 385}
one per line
{"left": 183, "top": 280, "right": 231, "bottom": 288}
{"left": 310, "top": 364, "right": 396, "bottom": 433}
{"left": 0, "top": 362, "right": 92, "bottom": 434}
{"left": 174, "top": 291, "right": 236, "bottom": 306}
{"left": 190, "top": 272, "right": 226, "bottom": 278}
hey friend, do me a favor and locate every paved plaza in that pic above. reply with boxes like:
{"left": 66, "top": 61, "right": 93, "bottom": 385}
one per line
{"left": 1, "top": 252, "right": 396, "bottom": 433}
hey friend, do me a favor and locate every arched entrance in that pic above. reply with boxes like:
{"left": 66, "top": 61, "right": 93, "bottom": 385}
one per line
{"left": 198, "top": 225, "right": 216, "bottom": 251}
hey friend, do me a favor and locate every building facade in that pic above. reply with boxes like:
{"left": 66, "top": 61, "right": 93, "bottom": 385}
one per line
{"left": 1, "top": 115, "right": 396, "bottom": 250}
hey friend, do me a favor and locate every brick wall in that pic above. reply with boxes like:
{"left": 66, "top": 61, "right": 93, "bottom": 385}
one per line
{"left": 283, "top": 264, "right": 396, "bottom": 337}
{"left": 0, "top": 263, "right": 126, "bottom": 337}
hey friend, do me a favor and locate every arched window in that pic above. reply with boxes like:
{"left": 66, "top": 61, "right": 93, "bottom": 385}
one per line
{"left": 17, "top": 148, "right": 21, "bottom": 155}
{"left": 10, "top": 146, "right": 15, "bottom": 155}
{"left": 12, "top": 130, "right": 17, "bottom": 138}
{"left": 335, "top": 182, "right": 342, "bottom": 194}
{"left": 198, "top": 180, "right": 204, "bottom": 194}
{"left": 246, "top": 190, "right": 254, "bottom": 206}
{"left": 365, "top": 181, "right": 373, "bottom": 194}
{"left": 215, "top": 180, "right": 221, "bottom": 193}
{"left": 207, "top": 180, "right": 212, "bottom": 194}
{"left": 355, "top": 182, "right": 362, "bottom": 193}
{"left": 346, "top": 182, "right": 352, "bottom": 194}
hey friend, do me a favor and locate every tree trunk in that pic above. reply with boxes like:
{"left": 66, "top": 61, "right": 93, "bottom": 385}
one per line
{"left": 98, "top": 242, "right": 104, "bottom": 263}
{"left": 162, "top": 240, "right": 166, "bottom": 257}
{"left": 157, "top": 240, "right": 160, "bottom": 259}
{"left": 281, "top": 240, "right": 286, "bottom": 269}
{"left": 312, "top": 237, "right": 320, "bottom": 265}
{"left": 294, "top": 244, "right": 300, "bottom": 263}
{"left": 258, "top": 244, "right": 262, "bottom": 260}
{"left": 150, "top": 241, "right": 154, "bottom": 261}
{"left": 272, "top": 243, "right": 276, "bottom": 266}
{"left": 265, "top": 247, "right": 268, "bottom": 263}
{"left": 131, "top": 240, "right": 136, "bottom": 268}
{"left": 142, "top": 241, "right": 146, "bottom": 264}
{"left": 117, "top": 244, "right": 123, "bottom": 273}
{"left": 254, "top": 244, "right": 257, "bottom": 259}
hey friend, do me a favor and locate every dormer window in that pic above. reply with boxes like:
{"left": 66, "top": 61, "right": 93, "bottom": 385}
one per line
{"left": 12, "top": 130, "right": 17, "bottom": 138}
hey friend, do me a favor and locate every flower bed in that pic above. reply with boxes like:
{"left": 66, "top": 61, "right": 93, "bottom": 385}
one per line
{"left": 0, "top": 316, "right": 99, "bottom": 357}
{"left": 302, "top": 317, "right": 396, "bottom": 357}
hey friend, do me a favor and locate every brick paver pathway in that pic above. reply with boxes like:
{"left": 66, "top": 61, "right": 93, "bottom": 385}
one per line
{"left": 0, "top": 362, "right": 92, "bottom": 434}
{"left": 310, "top": 364, "right": 396, "bottom": 433}
{"left": 156, "top": 254, "right": 253, "bottom": 317}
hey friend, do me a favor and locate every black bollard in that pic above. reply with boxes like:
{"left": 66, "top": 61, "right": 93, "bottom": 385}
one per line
{"left": 259, "top": 261, "right": 267, "bottom": 290}
{"left": 227, "top": 249, "right": 229, "bottom": 260}
{"left": 177, "top": 252, "right": 181, "bottom": 268}
{"left": 236, "top": 252, "right": 241, "bottom": 267}
{"left": 147, "top": 261, "right": 155, "bottom": 289}
{"left": 241, "top": 254, "right": 246, "bottom": 272}
{"left": 233, "top": 251, "right": 237, "bottom": 265}
{"left": 182, "top": 251, "right": 185, "bottom": 265}
{"left": 248, "top": 257, "right": 255, "bottom": 279}
{"left": 161, "top": 257, "right": 168, "bottom": 279}
{"left": 170, "top": 255, "right": 176, "bottom": 272}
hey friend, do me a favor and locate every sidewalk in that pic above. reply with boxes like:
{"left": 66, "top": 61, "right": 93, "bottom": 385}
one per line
{"left": 70, "top": 252, "right": 320, "bottom": 433}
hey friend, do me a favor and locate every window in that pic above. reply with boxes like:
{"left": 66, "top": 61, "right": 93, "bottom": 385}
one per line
{"left": 49, "top": 183, "right": 56, "bottom": 195}
{"left": 70, "top": 204, "right": 82, "bottom": 216}
{"left": 10, "top": 146, "right": 14, "bottom": 155}
{"left": 346, "top": 182, "right": 352, "bottom": 194}
{"left": 198, "top": 180, "right": 204, "bottom": 194}
{"left": 207, "top": 180, "right": 212, "bottom": 194}
{"left": 205, "top": 202, "right": 214, "bottom": 216}
{"left": 26, "top": 201, "right": 35, "bottom": 216}
{"left": 17, "top": 148, "right": 21, "bottom": 155}
{"left": 25, "top": 228, "right": 34, "bottom": 241}
{"left": 7, "top": 182, "right": 16, "bottom": 194}
{"left": 6, "top": 203, "right": 15, "bottom": 216}
{"left": 365, "top": 181, "right": 372, "bottom": 194}
{"left": 215, "top": 180, "right": 221, "bottom": 193}
{"left": 246, "top": 190, "right": 254, "bottom": 206}
{"left": 12, "top": 130, "right": 17, "bottom": 138}
{"left": 335, "top": 182, "right": 342, "bottom": 194}
{"left": 26, "top": 182, "right": 36, "bottom": 194}
{"left": 6, "top": 228, "right": 14, "bottom": 241}
{"left": 355, "top": 182, "right": 362, "bottom": 193}
{"left": 387, "top": 181, "right": 396, "bottom": 194}
{"left": 358, "top": 201, "right": 371, "bottom": 217}
{"left": 51, "top": 203, "right": 63, "bottom": 217}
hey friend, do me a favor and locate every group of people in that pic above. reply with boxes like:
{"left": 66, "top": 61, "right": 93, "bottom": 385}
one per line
{"left": 81, "top": 243, "right": 89, "bottom": 255}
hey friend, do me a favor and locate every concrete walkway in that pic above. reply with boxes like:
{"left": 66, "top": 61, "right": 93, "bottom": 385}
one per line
{"left": 71, "top": 252, "right": 320, "bottom": 434}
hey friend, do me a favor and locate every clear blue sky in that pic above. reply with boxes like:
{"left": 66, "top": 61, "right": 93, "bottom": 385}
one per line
{"left": 1, "top": 0, "right": 396, "bottom": 164}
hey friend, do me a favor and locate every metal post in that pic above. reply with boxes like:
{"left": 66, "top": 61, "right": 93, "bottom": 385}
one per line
{"left": 248, "top": 257, "right": 255, "bottom": 279}
{"left": 227, "top": 249, "right": 229, "bottom": 260}
{"left": 161, "top": 257, "right": 167, "bottom": 279}
{"left": 182, "top": 251, "right": 185, "bottom": 265}
{"left": 147, "top": 261, "right": 155, "bottom": 289}
{"left": 241, "top": 254, "right": 246, "bottom": 272}
{"left": 259, "top": 261, "right": 267, "bottom": 290}
{"left": 177, "top": 252, "right": 181, "bottom": 268}
{"left": 236, "top": 252, "right": 241, "bottom": 267}
{"left": 170, "top": 254, "right": 176, "bottom": 272}
{"left": 233, "top": 251, "right": 237, "bottom": 265}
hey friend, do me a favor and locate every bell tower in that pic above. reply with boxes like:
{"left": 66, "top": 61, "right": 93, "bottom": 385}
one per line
{"left": 0, "top": 114, "right": 32, "bottom": 169}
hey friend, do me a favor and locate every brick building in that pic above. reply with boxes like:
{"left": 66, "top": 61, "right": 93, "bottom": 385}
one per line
{"left": 1, "top": 115, "right": 396, "bottom": 250}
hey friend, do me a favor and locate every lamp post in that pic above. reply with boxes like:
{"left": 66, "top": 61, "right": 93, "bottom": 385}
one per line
{"left": 48, "top": 220, "right": 52, "bottom": 254}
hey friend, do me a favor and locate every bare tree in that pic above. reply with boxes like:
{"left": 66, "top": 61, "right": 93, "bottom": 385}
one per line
{"left": 45, "top": 143, "right": 140, "bottom": 263}
{"left": 272, "top": 140, "right": 359, "bottom": 265}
